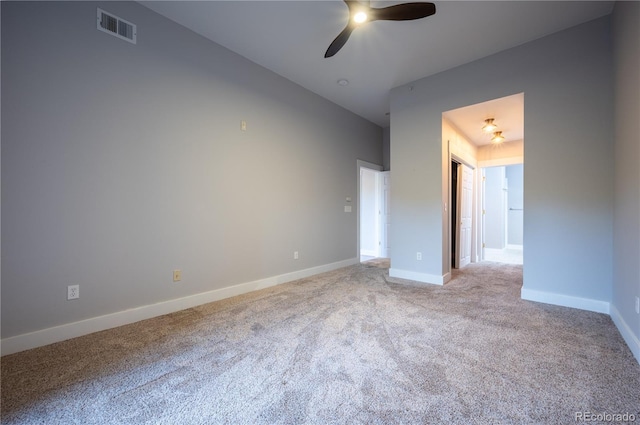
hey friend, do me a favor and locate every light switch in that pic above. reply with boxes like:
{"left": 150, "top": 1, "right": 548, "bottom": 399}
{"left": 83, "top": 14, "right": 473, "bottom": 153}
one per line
{"left": 344, "top": 206, "right": 352, "bottom": 213}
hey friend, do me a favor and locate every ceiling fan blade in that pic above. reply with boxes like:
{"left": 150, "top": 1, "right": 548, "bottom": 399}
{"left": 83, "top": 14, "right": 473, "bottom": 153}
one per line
{"left": 371, "top": 2, "right": 436, "bottom": 22}
{"left": 324, "top": 24, "right": 356, "bottom": 58}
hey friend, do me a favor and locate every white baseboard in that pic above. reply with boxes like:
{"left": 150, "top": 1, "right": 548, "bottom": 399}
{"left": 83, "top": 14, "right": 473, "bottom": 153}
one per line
{"left": 442, "top": 272, "right": 451, "bottom": 284}
{"left": 1, "top": 258, "right": 358, "bottom": 356}
{"left": 520, "top": 289, "right": 640, "bottom": 365}
{"left": 360, "top": 249, "right": 377, "bottom": 257}
{"left": 388, "top": 268, "right": 446, "bottom": 286}
{"left": 610, "top": 305, "right": 640, "bottom": 365}
{"left": 521, "top": 287, "right": 610, "bottom": 314}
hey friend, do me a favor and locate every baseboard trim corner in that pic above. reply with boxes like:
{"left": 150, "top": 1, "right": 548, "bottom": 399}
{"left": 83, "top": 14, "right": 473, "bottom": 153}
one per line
{"left": 609, "top": 305, "right": 640, "bottom": 365}
{"left": 1, "top": 257, "right": 358, "bottom": 356}
{"left": 388, "top": 268, "right": 446, "bottom": 286}
{"left": 520, "top": 287, "right": 610, "bottom": 314}
{"left": 442, "top": 272, "right": 451, "bottom": 284}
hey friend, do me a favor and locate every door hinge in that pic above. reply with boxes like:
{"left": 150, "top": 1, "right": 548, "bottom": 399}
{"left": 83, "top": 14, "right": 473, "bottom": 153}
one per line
{"left": 482, "top": 243, "right": 486, "bottom": 248}
{"left": 482, "top": 209, "right": 486, "bottom": 215}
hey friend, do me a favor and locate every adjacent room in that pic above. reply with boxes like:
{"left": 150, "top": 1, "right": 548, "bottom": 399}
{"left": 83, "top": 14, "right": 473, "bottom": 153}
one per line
{"left": 442, "top": 92, "right": 525, "bottom": 271}
{"left": 2, "top": 1, "right": 639, "bottom": 423}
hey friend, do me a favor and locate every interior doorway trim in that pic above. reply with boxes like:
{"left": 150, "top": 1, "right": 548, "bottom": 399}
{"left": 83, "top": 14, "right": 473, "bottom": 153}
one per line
{"left": 356, "top": 160, "right": 383, "bottom": 260}
{"left": 447, "top": 144, "right": 477, "bottom": 278}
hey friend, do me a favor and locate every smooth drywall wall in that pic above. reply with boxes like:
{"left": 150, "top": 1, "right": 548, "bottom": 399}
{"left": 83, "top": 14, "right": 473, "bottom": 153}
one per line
{"left": 443, "top": 118, "right": 477, "bottom": 168}
{"left": 382, "top": 127, "right": 390, "bottom": 171}
{"left": 612, "top": 1, "right": 640, "bottom": 360}
{"left": 390, "top": 16, "right": 613, "bottom": 306}
{"left": 506, "top": 164, "right": 524, "bottom": 246}
{"left": 1, "top": 1, "right": 381, "bottom": 340}
{"left": 477, "top": 140, "right": 524, "bottom": 167}
{"left": 484, "top": 167, "right": 506, "bottom": 250}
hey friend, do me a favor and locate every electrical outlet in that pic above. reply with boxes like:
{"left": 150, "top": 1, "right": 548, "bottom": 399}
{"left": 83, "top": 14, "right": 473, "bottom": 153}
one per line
{"left": 417, "top": 252, "right": 422, "bottom": 261}
{"left": 67, "top": 285, "right": 79, "bottom": 300}
{"left": 294, "top": 251, "right": 299, "bottom": 260}
{"left": 635, "top": 296, "right": 639, "bottom": 314}
{"left": 173, "top": 269, "right": 182, "bottom": 282}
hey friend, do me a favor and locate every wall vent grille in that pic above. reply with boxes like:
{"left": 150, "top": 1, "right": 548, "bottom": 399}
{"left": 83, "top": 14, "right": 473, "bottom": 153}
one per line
{"left": 97, "top": 8, "right": 136, "bottom": 44}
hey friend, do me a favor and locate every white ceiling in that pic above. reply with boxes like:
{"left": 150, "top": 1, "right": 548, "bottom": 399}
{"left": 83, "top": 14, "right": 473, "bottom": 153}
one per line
{"left": 141, "top": 1, "right": 614, "bottom": 128}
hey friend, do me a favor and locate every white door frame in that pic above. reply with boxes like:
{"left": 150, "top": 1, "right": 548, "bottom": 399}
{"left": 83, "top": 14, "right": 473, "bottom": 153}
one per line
{"left": 379, "top": 171, "right": 390, "bottom": 258}
{"left": 357, "top": 160, "right": 383, "bottom": 260}
{"left": 458, "top": 163, "right": 473, "bottom": 268}
{"left": 448, "top": 152, "right": 477, "bottom": 274}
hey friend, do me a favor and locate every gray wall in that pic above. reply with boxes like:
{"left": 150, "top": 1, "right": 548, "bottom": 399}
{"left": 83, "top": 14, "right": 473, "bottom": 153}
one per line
{"left": 390, "top": 16, "right": 613, "bottom": 302}
{"left": 484, "top": 165, "right": 524, "bottom": 249}
{"left": 382, "top": 126, "right": 390, "bottom": 171}
{"left": 506, "top": 164, "right": 524, "bottom": 246}
{"left": 1, "top": 1, "right": 381, "bottom": 338}
{"left": 484, "top": 167, "right": 505, "bottom": 249}
{"left": 612, "top": 2, "right": 640, "bottom": 349}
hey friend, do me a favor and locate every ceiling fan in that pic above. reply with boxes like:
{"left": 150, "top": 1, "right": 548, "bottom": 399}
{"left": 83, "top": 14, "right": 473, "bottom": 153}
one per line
{"left": 325, "top": 0, "right": 437, "bottom": 58}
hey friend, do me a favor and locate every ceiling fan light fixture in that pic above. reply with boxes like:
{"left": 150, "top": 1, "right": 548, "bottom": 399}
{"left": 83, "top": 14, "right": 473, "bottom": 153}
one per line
{"left": 491, "top": 131, "right": 505, "bottom": 144}
{"left": 324, "top": 1, "right": 436, "bottom": 58}
{"left": 482, "top": 118, "right": 497, "bottom": 133}
{"left": 353, "top": 11, "right": 368, "bottom": 24}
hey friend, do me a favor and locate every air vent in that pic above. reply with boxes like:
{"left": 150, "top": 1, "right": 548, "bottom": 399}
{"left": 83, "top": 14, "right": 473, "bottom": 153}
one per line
{"left": 97, "top": 8, "right": 136, "bottom": 44}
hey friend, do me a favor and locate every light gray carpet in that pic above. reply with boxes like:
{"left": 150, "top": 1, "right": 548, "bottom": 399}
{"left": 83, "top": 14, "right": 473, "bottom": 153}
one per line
{"left": 2, "top": 262, "right": 639, "bottom": 424}
{"left": 361, "top": 257, "right": 391, "bottom": 269}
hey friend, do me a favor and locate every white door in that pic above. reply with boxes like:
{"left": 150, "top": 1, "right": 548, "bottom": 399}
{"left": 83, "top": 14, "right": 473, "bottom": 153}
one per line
{"left": 458, "top": 164, "right": 473, "bottom": 268}
{"left": 360, "top": 168, "right": 379, "bottom": 257}
{"left": 379, "top": 171, "right": 390, "bottom": 257}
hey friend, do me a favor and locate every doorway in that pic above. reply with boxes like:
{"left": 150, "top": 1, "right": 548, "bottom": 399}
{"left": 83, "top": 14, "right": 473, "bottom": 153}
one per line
{"left": 442, "top": 92, "right": 525, "bottom": 276}
{"left": 357, "top": 161, "right": 389, "bottom": 263}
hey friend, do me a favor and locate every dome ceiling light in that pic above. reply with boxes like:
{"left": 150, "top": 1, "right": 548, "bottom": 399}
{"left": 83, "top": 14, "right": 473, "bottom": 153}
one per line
{"left": 491, "top": 131, "right": 505, "bottom": 144}
{"left": 482, "top": 118, "right": 497, "bottom": 133}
